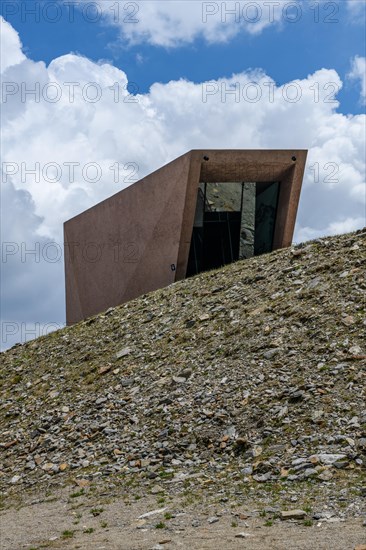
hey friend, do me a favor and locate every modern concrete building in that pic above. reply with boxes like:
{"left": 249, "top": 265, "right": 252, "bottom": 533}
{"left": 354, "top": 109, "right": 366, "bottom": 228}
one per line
{"left": 64, "top": 149, "right": 307, "bottom": 325}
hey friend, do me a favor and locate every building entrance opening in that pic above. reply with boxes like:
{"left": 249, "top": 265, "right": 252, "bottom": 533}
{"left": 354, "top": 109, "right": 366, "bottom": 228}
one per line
{"left": 186, "top": 181, "right": 279, "bottom": 277}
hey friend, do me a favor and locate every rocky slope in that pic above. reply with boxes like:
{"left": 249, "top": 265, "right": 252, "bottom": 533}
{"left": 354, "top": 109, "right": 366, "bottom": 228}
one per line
{"left": 0, "top": 229, "right": 365, "bottom": 517}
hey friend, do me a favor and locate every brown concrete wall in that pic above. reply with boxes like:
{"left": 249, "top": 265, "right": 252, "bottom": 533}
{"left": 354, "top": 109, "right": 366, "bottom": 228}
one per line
{"left": 64, "top": 152, "right": 192, "bottom": 325}
{"left": 65, "top": 149, "right": 307, "bottom": 324}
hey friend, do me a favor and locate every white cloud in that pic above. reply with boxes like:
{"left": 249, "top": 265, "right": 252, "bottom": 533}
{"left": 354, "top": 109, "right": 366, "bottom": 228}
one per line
{"left": 0, "top": 16, "right": 26, "bottom": 72}
{"left": 346, "top": 0, "right": 366, "bottom": 22}
{"left": 295, "top": 216, "right": 365, "bottom": 244}
{"left": 348, "top": 55, "right": 366, "bottom": 104}
{"left": 1, "top": 16, "right": 365, "bottom": 349}
{"left": 75, "top": 0, "right": 287, "bottom": 47}
{"left": 1, "top": 177, "right": 66, "bottom": 350}
{"left": 70, "top": 1, "right": 365, "bottom": 48}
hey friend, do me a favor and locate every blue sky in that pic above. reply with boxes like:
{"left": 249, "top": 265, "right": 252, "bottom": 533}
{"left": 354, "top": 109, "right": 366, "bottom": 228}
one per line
{"left": 2, "top": 0, "right": 365, "bottom": 114}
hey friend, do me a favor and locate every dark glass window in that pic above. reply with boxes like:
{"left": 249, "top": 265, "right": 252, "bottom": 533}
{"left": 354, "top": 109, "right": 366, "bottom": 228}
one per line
{"left": 186, "top": 181, "right": 279, "bottom": 277}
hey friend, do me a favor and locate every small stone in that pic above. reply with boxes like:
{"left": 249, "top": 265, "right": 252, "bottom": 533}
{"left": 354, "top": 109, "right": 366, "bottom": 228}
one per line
{"left": 74, "top": 479, "right": 90, "bottom": 488}
{"left": 150, "top": 485, "right": 164, "bottom": 495}
{"left": 281, "top": 509, "right": 307, "bottom": 520}
{"left": 252, "top": 445, "right": 263, "bottom": 457}
{"left": 49, "top": 390, "right": 59, "bottom": 398}
{"left": 253, "top": 472, "right": 272, "bottom": 482}
{"left": 172, "top": 376, "right": 186, "bottom": 384}
{"left": 291, "top": 249, "right": 306, "bottom": 257}
{"left": 59, "top": 463, "right": 68, "bottom": 472}
{"left": 318, "top": 469, "right": 333, "bottom": 481}
{"left": 178, "top": 368, "right": 192, "bottom": 379}
{"left": 307, "top": 277, "right": 321, "bottom": 289}
{"left": 292, "top": 458, "right": 307, "bottom": 466}
{"left": 199, "top": 314, "right": 210, "bottom": 321}
{"left": 235, "top": 532, "right": 253, "bottom": 538}
{"left": 333, "top": 461, "right": 349, "bottom": 469}
{"left": 311, "top": 454, "right": 346, "bottom": 465}
{"left": 10, "top": 475, "right": 21, "bottom": 484}
{"left": 288, "top": 391, "right": 305, "bottom": 403}
{"left": 278, "top": 406, "right": 288, "bottom": 418}
{"left": 311, "top": 410, "right": 324, "bottom": 423}
{"left": 99, "top": 365, "right": 112, "bottom": 375}
{"left": 135, "top": 519, "right": 147, "bottom": 529}
{"left": 313, "top": 511, "right": 334, "bottom": 520}
{"left": 207, "top": 516, "right": 219, "bottom": 524}
{"left": 138, "top": 508, "right": 167, "bottom": 520}
{"left": 42, "top": 462, "right": 54, "bottom": 471}
{"left": 223, "top": 426, "right": 236, "bottom": 438}
{"left": 115, "top": 347, "right": 131, "bottom": 359}
{"left": 349, "top": 345, "right": 362, "bottom": 356}
{"left": 302, "top": 468, "right": 318, "bottom": 478}
{"left": 264, "top": 348, "right": 280, "bottom": 359}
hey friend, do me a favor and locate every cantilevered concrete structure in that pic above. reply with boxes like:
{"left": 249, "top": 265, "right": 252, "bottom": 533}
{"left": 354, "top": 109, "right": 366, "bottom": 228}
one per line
{"left": 64, "top": 149, "right": 307, "bottom": 325}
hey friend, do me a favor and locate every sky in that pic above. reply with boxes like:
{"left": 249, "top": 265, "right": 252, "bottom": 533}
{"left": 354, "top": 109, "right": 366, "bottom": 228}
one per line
{"left": 1, "top": 0, "right": 365, "bottom": 350}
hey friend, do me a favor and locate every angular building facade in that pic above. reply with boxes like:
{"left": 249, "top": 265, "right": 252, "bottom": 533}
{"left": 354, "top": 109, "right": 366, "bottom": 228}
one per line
{"left": 64, "top": 149, "right": 307, "bottom": 325}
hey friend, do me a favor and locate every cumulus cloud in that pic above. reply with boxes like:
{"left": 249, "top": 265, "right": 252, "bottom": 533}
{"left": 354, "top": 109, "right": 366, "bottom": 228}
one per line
{"left": 72, "top": 0, "right": 365, "bottom": 48}
{"left": 348, "top": 55, "right": 366, "bottom": 104}
{"left": 295, "top": 216, "right": 365, "bottom": 244}
{"left": 1, "top": 16, "right": 365, "bottom": 349}
{"left": 76, "top": 0, "right": 288, "bottom": 47}
{"left": 1, "top": 176, "right": 66, "bottom": 350}
{"left": 0, "top": 13, "right": 26, "bottom": 72}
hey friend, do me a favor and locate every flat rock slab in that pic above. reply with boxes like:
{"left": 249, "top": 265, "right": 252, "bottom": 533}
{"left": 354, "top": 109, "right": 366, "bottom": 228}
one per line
{"left": 281, "top": 509, "right": 307, "bottom": 520}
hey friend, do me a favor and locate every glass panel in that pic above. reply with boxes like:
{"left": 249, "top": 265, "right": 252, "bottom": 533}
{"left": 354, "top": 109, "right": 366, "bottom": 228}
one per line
{"left": 239, "top": 182, "right": 256, "bottom": 260}
{"left": 204, "top": 182, "right": 243, "bottom": 212}
{"left": 186, "top": 181, "right": 280, "bottom": 278}
{"left": 254, "top": 182, "right": 279, "bottom": 255}
{"left": 192, "top": 185, "right": 205, "bottom": 228}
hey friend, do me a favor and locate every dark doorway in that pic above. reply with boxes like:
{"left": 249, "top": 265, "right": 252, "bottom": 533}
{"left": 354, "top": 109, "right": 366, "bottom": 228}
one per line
{"left": 186, "top": 181, "right": 279, "bottom": 278}
{"left": 202, "top": 211, "right": 241, "bottom": 270}
{"left": 186, "top": 211, "right": 241, "bottom": 277}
